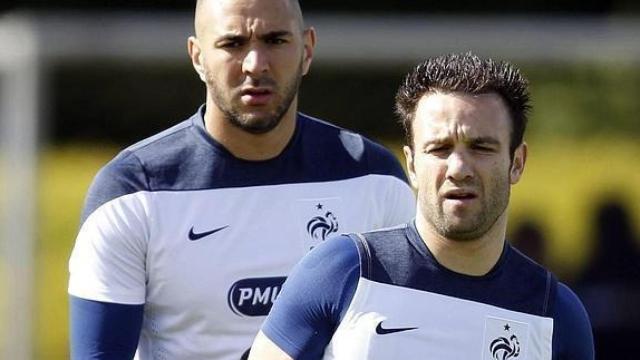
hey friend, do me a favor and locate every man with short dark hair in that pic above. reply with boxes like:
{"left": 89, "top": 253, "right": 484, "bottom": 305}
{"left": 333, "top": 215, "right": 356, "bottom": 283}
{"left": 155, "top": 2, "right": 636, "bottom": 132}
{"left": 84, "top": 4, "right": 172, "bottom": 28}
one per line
{"left": 67, "top": 0, "right": 415, "bottom": 358}
{"left": 249, "top": 53, "right": 594, "bottom": 359}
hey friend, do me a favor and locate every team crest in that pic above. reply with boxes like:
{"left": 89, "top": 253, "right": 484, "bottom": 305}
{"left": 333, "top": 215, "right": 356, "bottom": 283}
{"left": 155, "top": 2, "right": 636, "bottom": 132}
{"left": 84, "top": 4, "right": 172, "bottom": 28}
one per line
{"left": 490, "top": 334, "right": 520, "bottom": 359}
{"left": 306, "top": 207, "right": 339, "bottom": 241}
{"left": 483, "top": 317, "right": 529, "bottom": 360}
{"left": 296, "top": 197, "right": 342, "bottom": 251}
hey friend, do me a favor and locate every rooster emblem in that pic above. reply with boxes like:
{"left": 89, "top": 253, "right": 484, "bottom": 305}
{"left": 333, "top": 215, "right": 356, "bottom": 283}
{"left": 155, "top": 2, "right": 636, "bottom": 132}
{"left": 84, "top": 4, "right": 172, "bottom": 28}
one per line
{"left": 489, "top": 334, "right": 520, "bottom": 360}
{"left": 306, "top": 207, "right": 339, "bottom": 241}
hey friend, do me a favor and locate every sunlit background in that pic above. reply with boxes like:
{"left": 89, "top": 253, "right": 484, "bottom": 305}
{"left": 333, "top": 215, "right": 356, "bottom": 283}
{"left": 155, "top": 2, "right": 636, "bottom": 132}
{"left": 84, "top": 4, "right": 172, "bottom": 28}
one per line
{"left": 1, "top": 1, "right": 639, "bottom": 359}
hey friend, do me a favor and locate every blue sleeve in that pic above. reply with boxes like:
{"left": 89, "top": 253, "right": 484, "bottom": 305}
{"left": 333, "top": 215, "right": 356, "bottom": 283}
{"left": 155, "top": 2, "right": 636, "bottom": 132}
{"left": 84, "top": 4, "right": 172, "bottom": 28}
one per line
{"left": 70, "top": 296, "right": 144, "bottom": 360}
{"left": 552, "top": 283, "right": 595, "bottom": 360}
{"left": 261, "top": 235, "right": 360, "bottom": 360}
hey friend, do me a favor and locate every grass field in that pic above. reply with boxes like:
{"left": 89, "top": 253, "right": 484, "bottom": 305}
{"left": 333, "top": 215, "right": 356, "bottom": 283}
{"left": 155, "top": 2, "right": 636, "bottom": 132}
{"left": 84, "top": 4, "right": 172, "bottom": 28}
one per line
{"left": 28, "top": 137, "right": 640, "bottom": 358}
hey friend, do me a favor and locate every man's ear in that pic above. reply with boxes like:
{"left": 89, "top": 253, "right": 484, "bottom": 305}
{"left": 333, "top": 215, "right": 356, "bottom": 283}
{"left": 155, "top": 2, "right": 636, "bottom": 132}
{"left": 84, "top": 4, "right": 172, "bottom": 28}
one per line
{"left": 403, "top": 145, "right": 418, "bottom": 189}
{"left": 301, "top": 27, "right": 317, "bottom": 76}
{"left": 188, "top": 36, "right": 206, "bottom": 83}
{"left": 510, "top": 142, "right": 528, "bottom": 185}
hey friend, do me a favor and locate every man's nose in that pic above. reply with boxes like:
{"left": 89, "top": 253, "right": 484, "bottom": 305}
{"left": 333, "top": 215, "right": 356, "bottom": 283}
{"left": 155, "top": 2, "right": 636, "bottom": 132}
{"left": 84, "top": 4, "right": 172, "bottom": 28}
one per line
{"left": 445, "top": 150, "right": 473, "bottom": 181}
{"left": 242, "top": 47, "right": 269, "bottom": 75}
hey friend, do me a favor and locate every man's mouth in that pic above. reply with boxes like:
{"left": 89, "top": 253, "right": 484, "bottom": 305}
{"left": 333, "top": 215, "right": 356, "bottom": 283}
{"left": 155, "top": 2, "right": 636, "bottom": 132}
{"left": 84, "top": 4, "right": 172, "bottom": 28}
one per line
{"left": 240, "top": 88, "right": 273, "bottom": 106}
{"left": 443, "top": 190, "right": 478, "bottom": 201}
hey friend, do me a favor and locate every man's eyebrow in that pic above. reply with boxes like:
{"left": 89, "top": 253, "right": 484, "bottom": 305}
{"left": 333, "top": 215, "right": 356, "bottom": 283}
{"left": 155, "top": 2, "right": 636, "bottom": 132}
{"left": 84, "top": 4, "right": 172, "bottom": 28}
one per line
{"left": 422, "top": 136, "right": 501, "bottom": 146}
{"left": 216, "top": 30, "right": 292, "bottom": 42}
{"left": 216, "top": 34, "right": 247, "bottom": 42}
{"left": 258, "top": 30, "right": 293, "bottom": 40}
{"left": 468, "top": 136, "right": 501, "bottom": 146}
{"left": 423, "top": 137, "right": 451, "bottom": 145}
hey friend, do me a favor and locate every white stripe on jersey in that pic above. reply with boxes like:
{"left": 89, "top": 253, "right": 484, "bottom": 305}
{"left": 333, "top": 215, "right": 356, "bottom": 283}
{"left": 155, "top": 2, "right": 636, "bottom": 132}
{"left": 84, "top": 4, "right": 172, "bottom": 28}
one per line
{"left": 324, "top": 278, "right": 553, "bottom": 360}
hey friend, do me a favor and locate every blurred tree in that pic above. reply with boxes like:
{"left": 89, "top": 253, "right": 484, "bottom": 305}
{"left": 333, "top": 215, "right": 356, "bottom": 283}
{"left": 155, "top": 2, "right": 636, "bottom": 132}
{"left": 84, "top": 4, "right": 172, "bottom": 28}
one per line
{"left": 575, "top": 197, "right": 640, "bottom": 359}
{"left": 50, "top": 62, "right": 640, "bottom": 145}
{"left": 509, "top": 219, "right": 548, "bottom": 266}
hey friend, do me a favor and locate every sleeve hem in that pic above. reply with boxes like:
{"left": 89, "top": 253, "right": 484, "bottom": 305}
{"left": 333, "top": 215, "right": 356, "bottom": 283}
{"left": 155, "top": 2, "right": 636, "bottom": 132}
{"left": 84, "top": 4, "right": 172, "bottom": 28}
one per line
{"left": 261, "top": 322, "right": 306, "bottom": 359}
{"left": 68, "top": 285, "right": 145, "bottom": 305}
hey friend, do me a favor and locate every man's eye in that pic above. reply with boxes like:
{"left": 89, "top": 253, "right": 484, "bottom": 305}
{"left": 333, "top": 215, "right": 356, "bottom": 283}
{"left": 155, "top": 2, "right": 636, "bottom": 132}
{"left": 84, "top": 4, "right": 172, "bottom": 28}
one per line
{"left": 267, "top": 38, "right": 287, "bottom": 45}
{"left": 219, "top": 41, "right": 242, "bottom": 49}
{"left": 472, "top": 144, "right": 495, "bottom": 153}
{"left": 427, "top": 146, "right": 450, "bottom": 155}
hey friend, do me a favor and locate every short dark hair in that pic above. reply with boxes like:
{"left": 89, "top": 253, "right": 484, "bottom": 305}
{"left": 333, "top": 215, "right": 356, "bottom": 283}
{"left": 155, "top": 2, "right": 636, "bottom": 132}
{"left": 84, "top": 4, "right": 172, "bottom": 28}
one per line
{"left": 395, "top": 53, "right": 531, "bottom": 156}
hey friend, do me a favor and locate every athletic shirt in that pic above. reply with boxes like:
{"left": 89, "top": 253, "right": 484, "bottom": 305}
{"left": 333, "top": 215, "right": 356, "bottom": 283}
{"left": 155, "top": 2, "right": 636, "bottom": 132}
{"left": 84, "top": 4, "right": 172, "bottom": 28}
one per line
{"left": 67, "top": 107, "right": 416, "bottom": 360}
{"left": 262, "top": 222, "right": 594, "bottom": 359}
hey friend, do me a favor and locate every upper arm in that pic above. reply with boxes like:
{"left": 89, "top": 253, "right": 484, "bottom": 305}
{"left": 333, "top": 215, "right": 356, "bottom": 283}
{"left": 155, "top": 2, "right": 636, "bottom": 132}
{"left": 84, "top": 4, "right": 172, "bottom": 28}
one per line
{"left": 70, "top": 296, "right": 143, "bottom": 360}
{"left": 255, "top": 235, "right": 360, "bottom": 359}
{"left": 69, "top": 157, "right": 149, "bottom": 304}
{"left": 552, "top": 282, "right": 595, "bottom": 359}
{"left": 69, "top": 158, "right": 149, "bottom": 358}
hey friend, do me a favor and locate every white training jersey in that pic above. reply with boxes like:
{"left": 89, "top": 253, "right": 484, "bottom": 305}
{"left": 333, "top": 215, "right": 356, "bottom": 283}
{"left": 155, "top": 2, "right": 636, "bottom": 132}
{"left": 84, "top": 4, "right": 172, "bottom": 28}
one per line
{"left": 68, "top": 107, "right": 416, "bottom": 360}
{"left": 261, "top": 224, "right": 594, "bottom": 360}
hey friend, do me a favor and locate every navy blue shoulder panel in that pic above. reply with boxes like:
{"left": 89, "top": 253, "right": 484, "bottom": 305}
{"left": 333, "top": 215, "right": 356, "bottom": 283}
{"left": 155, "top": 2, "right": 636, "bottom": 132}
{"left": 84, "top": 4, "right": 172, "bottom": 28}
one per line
{"left": 80, "top": 107, "right": 408, "bottom": 224}
{"left": 356, "top": 222, "right": 555, "bottom": 317}
{"left": 80, "top": 149, "right": 148, "bottom": 224}
{"left": 128, "top": 109, "right": 408, "bottom": 192}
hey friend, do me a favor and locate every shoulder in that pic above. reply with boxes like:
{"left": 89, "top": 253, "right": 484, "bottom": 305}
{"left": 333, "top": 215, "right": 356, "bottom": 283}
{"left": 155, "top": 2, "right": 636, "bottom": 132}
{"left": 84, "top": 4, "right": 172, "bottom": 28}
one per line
{"left": 357, "top": 224, "right": 415, "bottom": 269}
{"left": 261, "top": 235, "right": 361, "bottom": 358}
{"left": 553, "top": 282, "right": 592, "bottom": 331}
{"left": 497, "top": 246, "right": 558, "bottom": 315}
{"left": 102, "top": 113, "right": 200, "bottom": 179}
{"left": 293, "top": 234, "right": 360, "bottom": 279}
{"left": 122, "top": 114, "right": 200, "bottom": 166}
{"left": 356, "top": 223, "right": 415, "bottom": 261}
{"left": 298, "top": 114, "right": 408, "bottom": 182}
{"left": 551, "top": 282, "right": 594, "bottom": 359}
{"left": 80, "top": 115, "right": 200, "bottom": 222}
{"left": 321, "top": 224, "right": 426, "bottom": 293}
{"left": 80, "top": 150, "right": 147, "bottom": 224}
{"left": 267, "top": 235, "right": 361, "bottom": 309}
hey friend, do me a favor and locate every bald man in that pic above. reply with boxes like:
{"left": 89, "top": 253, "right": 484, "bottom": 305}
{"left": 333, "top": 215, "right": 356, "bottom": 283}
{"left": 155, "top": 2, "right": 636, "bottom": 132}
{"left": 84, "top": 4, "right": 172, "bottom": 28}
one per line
{"left": 68, "top": 0, "right": 415, "bottom": 359}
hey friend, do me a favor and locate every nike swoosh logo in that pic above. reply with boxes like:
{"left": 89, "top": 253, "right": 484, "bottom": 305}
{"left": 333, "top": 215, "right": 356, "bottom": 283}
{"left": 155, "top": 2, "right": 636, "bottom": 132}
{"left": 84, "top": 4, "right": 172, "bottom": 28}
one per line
{"left": 188, "top": 225, "right": 229, "bottom": 241}
{"left": 375, "top": 321, "right": 418, "bottom": 335}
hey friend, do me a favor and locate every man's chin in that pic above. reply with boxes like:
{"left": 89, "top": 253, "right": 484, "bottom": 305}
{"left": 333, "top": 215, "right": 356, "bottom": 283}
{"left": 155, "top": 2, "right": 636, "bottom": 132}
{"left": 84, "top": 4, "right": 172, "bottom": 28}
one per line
{"left": 439, "top": 218, "right": 488, "bottom": 241}
{"left": 231, "top": 114, "right": 282, "bottom": 135}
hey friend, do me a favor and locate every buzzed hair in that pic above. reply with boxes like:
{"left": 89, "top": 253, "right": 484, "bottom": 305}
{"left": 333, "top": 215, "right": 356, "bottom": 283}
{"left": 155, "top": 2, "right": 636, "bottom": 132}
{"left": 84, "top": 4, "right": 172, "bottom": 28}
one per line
{"left": 194, "top": 0, "right": 305, "bottom": 36}
{"left": 395, "top": 52, "right": 531, "bottom": 157}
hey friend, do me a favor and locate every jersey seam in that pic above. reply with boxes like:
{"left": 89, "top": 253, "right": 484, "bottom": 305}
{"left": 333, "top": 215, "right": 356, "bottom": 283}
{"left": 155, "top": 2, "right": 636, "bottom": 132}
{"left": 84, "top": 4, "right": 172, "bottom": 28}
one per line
{"left": 99, "top": 173, "right": 405, "bottom": 193}
{"left": 542, "top": 271, "right": 551, "bottom": 315}
{"left": 543, "top": 270, "right": 552, "bottom": 316}
{"left": 354, "top": 233, "right": 372, "bottom": 279}
{"left": 125, "top": 120, "right": 194, "bottom": 154}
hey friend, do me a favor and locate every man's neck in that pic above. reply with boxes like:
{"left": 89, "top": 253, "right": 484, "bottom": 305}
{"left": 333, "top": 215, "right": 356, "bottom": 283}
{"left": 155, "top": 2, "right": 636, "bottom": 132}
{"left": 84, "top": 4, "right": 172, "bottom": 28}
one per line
{"left": 415, "top": 212, "right": 508, "bottom": 276}
{"left": 203, "top": 99, "right": 298, "bottom": 161}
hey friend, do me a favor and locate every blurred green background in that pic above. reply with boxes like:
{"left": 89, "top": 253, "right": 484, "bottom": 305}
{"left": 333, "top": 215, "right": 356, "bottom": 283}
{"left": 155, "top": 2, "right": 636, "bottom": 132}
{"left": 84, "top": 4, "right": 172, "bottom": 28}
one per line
{"left": 34, "top": 63, "right": 640, "bottom": 358}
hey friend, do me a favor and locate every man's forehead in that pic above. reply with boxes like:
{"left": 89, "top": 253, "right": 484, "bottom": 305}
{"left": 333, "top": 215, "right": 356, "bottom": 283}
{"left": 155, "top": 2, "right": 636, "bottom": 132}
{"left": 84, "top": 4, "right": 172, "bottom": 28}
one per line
{"left": 414, "top": 92, "right": 511, "bottom": 142}
{"left": 419, "top": 124, "right": 499, "bottom": 143}
{"left": 195, "top": 0, "right": 302, "bottom": 37}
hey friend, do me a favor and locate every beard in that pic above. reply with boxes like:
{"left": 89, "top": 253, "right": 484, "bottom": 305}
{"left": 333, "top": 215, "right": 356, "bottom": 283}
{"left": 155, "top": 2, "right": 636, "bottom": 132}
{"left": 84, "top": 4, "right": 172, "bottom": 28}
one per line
{"left": 421, "top": 174, "right": 511, "bottom": 241}
{"left": 206, "top": 62, "right": 304, "bottom": 135}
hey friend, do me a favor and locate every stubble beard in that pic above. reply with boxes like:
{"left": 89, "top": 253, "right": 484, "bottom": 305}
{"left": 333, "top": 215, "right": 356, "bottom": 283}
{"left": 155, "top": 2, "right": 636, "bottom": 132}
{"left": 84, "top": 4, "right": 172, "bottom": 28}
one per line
{"left": 207, "top": 63, "right": 304, "bottom": 135}
{"left": 422, "top": 175, "right": 511, "bottom": 242}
